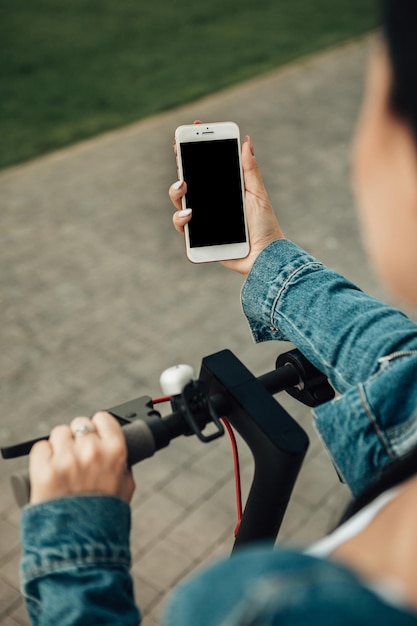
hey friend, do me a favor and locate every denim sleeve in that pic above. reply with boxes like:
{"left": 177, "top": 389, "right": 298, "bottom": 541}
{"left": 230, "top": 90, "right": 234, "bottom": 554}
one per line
{"left": 21, "top": 495, "right": 140, "bottom": 626}
{"left": 162, "top": 547, "right": 416, "bottom": 626}
{"left": 241, "top": 240, "right": 417, "bottom": 495}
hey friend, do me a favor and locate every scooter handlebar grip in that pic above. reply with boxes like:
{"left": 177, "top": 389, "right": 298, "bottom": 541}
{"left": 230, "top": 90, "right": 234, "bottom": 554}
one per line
{"left": 9, "top": 419, "right": 157, "bottom": 508}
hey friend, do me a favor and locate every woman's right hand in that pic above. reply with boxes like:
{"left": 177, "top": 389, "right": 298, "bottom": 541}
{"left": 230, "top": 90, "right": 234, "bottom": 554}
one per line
{"left": 29, "top": 412, "right": 135, "bottom": 505}
{"left": 169, "top": 134, "right": 285, "bottom": 276}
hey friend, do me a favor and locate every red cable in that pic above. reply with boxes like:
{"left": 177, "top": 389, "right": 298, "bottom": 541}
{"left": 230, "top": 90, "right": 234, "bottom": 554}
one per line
{"left": 221, "top": 418, "right": 243, "bottom": 536}
{"left": 152, "top": 396, "right": 243, "bottom": 538}
{"left": 152, "top": 395, "right": 172, "bottom": 404}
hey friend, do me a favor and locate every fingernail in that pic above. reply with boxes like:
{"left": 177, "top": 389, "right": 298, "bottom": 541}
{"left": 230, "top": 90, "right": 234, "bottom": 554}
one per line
{"left": 172, "top": 180, "right": 184, "bottom": 190}
{"left": 178, "top": 209, "right": 192, "bottom": 217}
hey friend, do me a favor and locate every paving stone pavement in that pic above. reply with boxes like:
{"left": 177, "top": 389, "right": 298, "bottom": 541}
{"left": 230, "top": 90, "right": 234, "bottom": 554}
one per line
{"left": 2, "top": 36, "right": 415, "bottom": 625}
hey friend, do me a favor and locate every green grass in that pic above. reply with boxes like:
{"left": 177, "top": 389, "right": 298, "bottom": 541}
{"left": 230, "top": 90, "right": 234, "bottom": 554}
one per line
{"left": 0, "top": 0, "right": 378, "bottom": 169}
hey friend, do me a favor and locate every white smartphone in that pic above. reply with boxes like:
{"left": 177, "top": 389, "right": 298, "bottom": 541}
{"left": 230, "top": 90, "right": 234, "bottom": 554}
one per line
{"left": 175, "top": 121, "right": 249, "bottom": 263}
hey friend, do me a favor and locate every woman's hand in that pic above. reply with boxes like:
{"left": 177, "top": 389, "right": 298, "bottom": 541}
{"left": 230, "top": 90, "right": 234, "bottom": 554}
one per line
{"left": 29, "top": 412, "right": 135, "bottom": 505}
{"left": 169, "top": 133, "right": 285, "bottom": 275}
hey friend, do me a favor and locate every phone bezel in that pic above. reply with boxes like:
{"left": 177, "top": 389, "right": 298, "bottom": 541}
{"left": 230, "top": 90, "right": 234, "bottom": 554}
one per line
{"left": 175, "top": 122, "right": 249, "bottom": 263}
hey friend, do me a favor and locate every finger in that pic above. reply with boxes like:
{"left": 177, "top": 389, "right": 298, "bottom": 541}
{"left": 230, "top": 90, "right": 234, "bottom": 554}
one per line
{"left": 71, "top": 416, "right": 94, "bottom": 428}
{"left": 29, "top": 439, "right": 53, "bottom": 481}
{"left": 91, "top": 411, "right": 128, "bottom": 465}
{"left": 48, "top": 424, "right": 74, "bottom": 451}
{"left": 169, "top": 180, "right": 186, "bottom": 211}
{"left": 30, "top": 426, "right": 75, "bottom": 503}
{"left": 91, "top": 411, "right": 126, "bottom": 455}
{"left": 173, "top": 208, "right": 192, "bottom": 234}
{"left": 91, "top": 411, "right": 124, "bottom": 441}
{"left": 242, "top": 136, "right": 264, "bottom": 187}
{"left": 28, "top": 440, "right": 54, "bottom": 504}
{"left": 29, "top": 438, "right": 53, "bottom": 466}
{"left": 48, "top": 424, "right": 77, "bottom": 474}
{"left": 70, "top": 416, "right": 97, "bottom": 439}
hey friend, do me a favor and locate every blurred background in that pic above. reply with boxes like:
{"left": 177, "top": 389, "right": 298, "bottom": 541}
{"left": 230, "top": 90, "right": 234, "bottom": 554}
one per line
{"left": 1, "top": 0, "right": 377, "bottom": 170}
{"left": 2, "top": 2, "right": 404, "bottom": 625}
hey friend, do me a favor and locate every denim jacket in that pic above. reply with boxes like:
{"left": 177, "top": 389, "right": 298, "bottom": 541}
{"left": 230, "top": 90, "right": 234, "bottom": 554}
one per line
{"left": 241, "top": 240, "right": 417, "bottom": 497}
{"left": 21, "top": 496, "right": 140, "bottom": 625}
{"left": 21, "top": 240, "right": 417, "bottom": 625}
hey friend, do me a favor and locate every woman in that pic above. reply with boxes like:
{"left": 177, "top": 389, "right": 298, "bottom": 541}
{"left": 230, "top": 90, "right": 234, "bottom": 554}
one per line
{"left": 21, "top": 1, "right": 417, "bottom": 623}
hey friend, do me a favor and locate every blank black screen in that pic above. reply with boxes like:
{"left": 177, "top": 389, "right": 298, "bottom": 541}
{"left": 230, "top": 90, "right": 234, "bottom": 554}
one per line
{"left": 180, "top": 139, "right": 246, "bottom": 247}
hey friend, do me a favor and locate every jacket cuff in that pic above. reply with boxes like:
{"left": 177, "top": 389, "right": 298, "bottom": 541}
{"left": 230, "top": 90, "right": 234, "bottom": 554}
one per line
{"left": 21, "top": 495, "right": 132, "bottom": 580}
{"left": 241, "top": 239, "right": 322, "bottom": 342}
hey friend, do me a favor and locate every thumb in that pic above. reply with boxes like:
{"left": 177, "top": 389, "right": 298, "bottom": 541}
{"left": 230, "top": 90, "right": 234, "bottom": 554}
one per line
{"left": 242, "top": 136, "right": 266, "bottom": 195}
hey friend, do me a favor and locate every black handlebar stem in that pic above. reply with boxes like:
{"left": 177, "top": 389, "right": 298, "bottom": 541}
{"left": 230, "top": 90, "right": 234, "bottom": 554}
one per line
{"left": 199, "top": 350, "right": 309, "bottom": 551}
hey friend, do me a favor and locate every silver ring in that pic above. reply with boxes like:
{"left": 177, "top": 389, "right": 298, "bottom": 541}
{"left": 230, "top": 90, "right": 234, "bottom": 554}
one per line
{"left": 72, "top": 423, "right": 97, "bottom": 438}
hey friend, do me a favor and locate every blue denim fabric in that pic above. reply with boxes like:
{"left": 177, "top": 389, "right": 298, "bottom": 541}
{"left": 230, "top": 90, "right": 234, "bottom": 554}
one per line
{"left": 21, "top": 495, "right": 140, "bottom": 625}
{"left": 241, "top": 240, "right": 417, "bottom": 496}
{"left": 20, "top": 239, "right": 417, "bottom": 624}
{"left": 163, "top": 546, "right": 417, "bottom": 626}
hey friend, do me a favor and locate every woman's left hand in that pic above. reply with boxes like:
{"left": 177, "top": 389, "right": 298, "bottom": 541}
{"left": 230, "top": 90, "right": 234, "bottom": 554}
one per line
{"left": 169, "top": 132, "right": 285, "bottom": 276}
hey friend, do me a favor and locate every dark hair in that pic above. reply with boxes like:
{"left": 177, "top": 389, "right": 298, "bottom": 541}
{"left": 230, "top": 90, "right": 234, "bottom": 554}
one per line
{"left": 382, "top": 0, "right": 417, "bottom": 141}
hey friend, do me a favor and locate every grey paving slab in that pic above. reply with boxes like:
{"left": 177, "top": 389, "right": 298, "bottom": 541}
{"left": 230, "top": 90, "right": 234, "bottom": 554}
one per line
{"left": 1, "top": 36, "right": 412, "bottom": 625}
